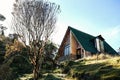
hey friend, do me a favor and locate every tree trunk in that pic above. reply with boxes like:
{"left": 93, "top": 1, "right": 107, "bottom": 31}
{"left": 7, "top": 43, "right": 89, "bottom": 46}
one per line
{"left": 33, "top": 64, "right": 40, "bottom": 80}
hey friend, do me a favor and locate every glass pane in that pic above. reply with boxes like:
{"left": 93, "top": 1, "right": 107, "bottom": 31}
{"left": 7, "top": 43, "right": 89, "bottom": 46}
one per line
{"left": 64, "top": 44, "right": 70, "bottom": 56}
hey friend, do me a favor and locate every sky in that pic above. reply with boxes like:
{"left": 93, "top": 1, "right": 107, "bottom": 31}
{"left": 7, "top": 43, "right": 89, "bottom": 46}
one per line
{"left": 0, "top": 0, "right": 120, "bottom": 51}
{"left": 50, "top": 0, "right": 120, "bottom": 51}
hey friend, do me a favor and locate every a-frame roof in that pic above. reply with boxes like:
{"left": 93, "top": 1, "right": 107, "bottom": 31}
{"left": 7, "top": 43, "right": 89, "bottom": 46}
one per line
{"left": 68, "top": 26, "right": 118, "bottom": 55}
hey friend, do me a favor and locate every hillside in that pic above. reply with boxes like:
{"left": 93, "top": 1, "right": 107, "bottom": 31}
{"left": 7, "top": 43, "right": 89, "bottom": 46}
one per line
{"left": 55, "top": 54, "right": 120, "bottom": 80}
{"left": 18, "top": 54, "right": 120, "bottom": 80}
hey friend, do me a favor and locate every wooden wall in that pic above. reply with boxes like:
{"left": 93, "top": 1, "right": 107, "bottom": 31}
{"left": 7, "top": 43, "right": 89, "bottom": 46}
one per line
{"left": 70, "top": 31, "right": 77, "bottom": 55}
{"left": 58, "top": 29, "right": 70, "bottom": 57}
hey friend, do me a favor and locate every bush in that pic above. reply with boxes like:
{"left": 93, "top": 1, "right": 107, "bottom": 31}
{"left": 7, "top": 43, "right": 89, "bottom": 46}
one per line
{"left": 61, "top": 61, "right": 75, "bottom": 74}
{"left": 0, "top": 53, "right": 4, "bottom": 64}
{"left": 10, "top": 56, "right": 32, "bottom": 75}
{"left": 63, "top": 66, "right": 70, "bottom": 74}
{"left": 0, "top": 64, "right": 14, "bottom": 80}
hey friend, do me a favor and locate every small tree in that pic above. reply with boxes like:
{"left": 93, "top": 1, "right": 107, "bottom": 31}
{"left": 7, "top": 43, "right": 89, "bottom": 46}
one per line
{"left": 12, "top": 0, "right": 60, "bottom": 80}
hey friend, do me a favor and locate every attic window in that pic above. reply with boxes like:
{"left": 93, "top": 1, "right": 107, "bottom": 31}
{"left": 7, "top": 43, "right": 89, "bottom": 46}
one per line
{"left": 95, "top": 36, "right": 104, "bottom": 52}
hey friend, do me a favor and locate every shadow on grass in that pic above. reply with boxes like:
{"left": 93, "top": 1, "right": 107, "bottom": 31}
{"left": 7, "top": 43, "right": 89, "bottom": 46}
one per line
{"left": 44, "top": 74, "right": 62, "bottom": 80}
{"left": 62, "top": 60, "right": 120, "bottom": 80}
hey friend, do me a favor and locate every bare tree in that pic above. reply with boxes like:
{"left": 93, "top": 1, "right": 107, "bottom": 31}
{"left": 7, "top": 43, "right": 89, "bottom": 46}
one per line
{"left": 12, "top": 0, "right": 60, "bottom": 79}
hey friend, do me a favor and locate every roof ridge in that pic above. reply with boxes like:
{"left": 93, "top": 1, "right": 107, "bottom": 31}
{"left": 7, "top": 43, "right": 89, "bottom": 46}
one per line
{"left": 68, "top": 26, "right": 95, "bottom": 38}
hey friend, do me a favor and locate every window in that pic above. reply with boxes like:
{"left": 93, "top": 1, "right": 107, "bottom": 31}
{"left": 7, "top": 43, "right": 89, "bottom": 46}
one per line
{"left": 99, "top": 40, "right": 104, "bottom": 52}
{"left": 95, "top": 38, "right": 104, "bottom": 52}
{"left": 95, "top": 38, "right": 100, "bottom": 52}
{"left": 64, "top": 44, "right": 70, "bottom": 56}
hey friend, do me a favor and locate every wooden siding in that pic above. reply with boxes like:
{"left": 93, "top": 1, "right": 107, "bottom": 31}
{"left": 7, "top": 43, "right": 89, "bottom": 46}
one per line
{"left": 58, "top": 29, "right": 70, "bottom": 57}
{"left": 70, "top": 31, "right": 85, "bottom": 59}
{"left": 70, "top": 31, "right": 77, "bottom": 55}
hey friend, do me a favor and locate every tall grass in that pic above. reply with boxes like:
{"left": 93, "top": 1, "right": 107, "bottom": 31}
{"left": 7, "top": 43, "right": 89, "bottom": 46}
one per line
{"left": 85, "top": 53, "right": 116, "bottom": 61}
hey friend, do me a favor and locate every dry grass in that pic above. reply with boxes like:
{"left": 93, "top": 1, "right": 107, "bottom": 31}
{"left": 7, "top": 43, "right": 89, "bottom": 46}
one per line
{"left": 59, "top": 53, "right": 120, "bottom": 80}
{"left": 85, "top": 53, "right": 113, "bottom": 61}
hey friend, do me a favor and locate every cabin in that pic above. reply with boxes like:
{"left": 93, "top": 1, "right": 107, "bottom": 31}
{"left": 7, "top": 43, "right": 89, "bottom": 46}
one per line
{"left": 58, "top": 26, "right": 118, "bottom": 61}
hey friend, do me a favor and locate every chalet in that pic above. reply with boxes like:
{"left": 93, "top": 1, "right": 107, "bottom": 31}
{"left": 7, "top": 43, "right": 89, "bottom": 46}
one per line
{"left": 58, "top": 26, "right": 117, "bottom": 61}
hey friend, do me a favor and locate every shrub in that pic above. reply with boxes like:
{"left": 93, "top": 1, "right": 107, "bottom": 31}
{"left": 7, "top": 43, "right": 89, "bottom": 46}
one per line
{"left": 0, "top": 64, "right": 14, "bottom": 80}
{"left": 0, "top": 53, "right": 4, "bottom": 64}
{"left": 10, "top": 56, "right": 32, "bottom": 75}
{"left": 62, "top": 66, "right": 71, "bottom": 74}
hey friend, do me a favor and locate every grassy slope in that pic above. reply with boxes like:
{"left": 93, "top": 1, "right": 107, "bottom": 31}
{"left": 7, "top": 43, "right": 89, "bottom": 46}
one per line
{"left": 59, "top": 55, "right": 120, "bottom": 80}
{"left": 19, "top": 55, "right": 120, "bottom": 80}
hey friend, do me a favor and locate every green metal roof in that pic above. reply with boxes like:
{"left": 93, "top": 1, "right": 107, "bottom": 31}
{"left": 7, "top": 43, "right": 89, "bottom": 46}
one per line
{"left": 68, "top": 26, "right": 118, "bottom": 55}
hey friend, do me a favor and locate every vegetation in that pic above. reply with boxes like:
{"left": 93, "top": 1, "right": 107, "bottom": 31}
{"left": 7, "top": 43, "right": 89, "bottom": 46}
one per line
{"left": 0, "top": 35, "right": 32, "bottom": 80}
{"left": 0, "top": 0, "right": 120, "bottom": 80}
{"left": 0, "top": 34, "right": 59, "bottom": 80}
{"left": 0, "top": 36, "right": 120, "bottom": 80}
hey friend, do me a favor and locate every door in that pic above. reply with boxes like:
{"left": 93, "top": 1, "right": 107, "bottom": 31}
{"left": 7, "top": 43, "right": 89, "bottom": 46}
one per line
{"left": 76, "top": 48, "right": 81, "bottom": 59}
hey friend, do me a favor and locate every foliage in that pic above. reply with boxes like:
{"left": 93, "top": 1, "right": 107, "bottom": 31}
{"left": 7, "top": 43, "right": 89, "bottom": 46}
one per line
{"left": 0, "top": 52, "right": 32, "bottom": 80}
{"left": 0, "top": 41, "right": 5, "bottom": 64}
{"left": 42, "top": 41, "right": 58, "bottom": 70}
{"left": 44, "top": 41, "right": 58, "bottom": 59}
{"left": 0, "top": 54, "right": 4, "bottom": 64}
{"left": 0, "top": 41, "right": 6, "bottom": 51}
{"left": 0, "top": 35, "right": 32, "bottom": 79}
{"left": 10, "top": 55, "right": 32, "bottom": 76}
{"left": 5, "top": 39, "right": 25, "bottom": 58}
{"left": 0, "top": 64, "right": 14, "bottom": 80}
{"left": 0, "top": 36, "right": 12, "bottom": 64}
